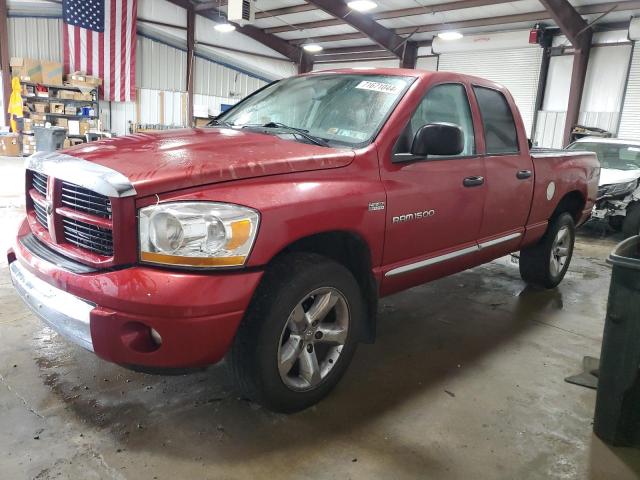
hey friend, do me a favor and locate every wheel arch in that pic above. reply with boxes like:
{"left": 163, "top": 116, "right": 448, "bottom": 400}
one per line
{"left": 552, "top": 190, "right": 586, "bottom": 223}
{"left": 267, "top": 230, "right": 378, "bottom": 344}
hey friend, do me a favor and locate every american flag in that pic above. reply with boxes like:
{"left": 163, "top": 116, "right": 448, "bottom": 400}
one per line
{"left": 63, "top": 0, "right": 137, "bottom": 102}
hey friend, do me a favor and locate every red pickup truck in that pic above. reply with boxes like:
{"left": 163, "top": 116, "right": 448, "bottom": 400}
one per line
{"left": 9, "top": 68, "right": 599, "bottom": 412}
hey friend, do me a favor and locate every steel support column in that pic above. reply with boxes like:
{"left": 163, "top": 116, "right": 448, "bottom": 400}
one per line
{"left": 538, "top": 0, "right": 593, "bottom": 145}
{"left": 565, "top": 34, "right": 592, "bottom": 145}
{"left": 401, "top": 42, "right": 418, "bottom": 69}
{"left": 298, "top": 53, "right": 314, "bottom": 74}
{"left": 186, "top": 5, "right": 195, "bottom": 126}
{"left": 0, "top": 0, "right": 10, "bottom": 126}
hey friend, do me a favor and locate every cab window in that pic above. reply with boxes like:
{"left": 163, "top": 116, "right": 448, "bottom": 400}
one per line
{"left": 473, "top": 86, "right": 519, "bottom": 155}
{"left": 395, "top": 83, "right": 476, "bottom": 158}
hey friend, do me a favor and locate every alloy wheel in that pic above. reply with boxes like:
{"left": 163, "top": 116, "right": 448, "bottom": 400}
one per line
{"left": 550, "top": 225, "right": 571, "bottom": 278}
{"left": 277, "top": 287, "right": 350, "bottom": 391}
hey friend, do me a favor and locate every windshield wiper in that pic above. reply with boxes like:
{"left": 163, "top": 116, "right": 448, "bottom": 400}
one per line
{"left": 207, "top": 117, "right": 234, "bottom": 128}
{"left": 243, "top": 122, "right": 330, "bottom": 147}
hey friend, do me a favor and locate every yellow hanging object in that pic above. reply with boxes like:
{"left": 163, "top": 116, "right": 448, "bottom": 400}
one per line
{"left": 8, "top": 77, "right": 23, "bottom": 133}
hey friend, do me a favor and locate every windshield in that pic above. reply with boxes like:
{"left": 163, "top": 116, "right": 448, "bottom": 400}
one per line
{"left": 217, "top": 74, "right": 415, "bottom": 147}
{"left": 568, "top": 142, "right": 640, "bottom": 171}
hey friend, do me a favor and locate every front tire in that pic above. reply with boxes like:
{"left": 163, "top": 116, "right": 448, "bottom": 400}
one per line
{"left": 519, "top": 212, "right": 576, "bottom": 289}
{"left": 228, "top": 253, "right": 365, "bottom": 413}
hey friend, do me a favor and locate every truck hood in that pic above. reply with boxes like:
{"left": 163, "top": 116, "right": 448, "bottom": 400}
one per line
{"left": 599, "top": 168, "right": 640, "bottom": 186}
{"left": 65, "top": 128, "right": 355, "bottom": 196}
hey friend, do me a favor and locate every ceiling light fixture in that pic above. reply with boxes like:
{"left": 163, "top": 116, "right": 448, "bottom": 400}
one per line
{"left": 438, "top": 31, "right": 463, "bottom": 40}
{"left": 215, "top": 22, "right": 236, "bottom": 33}
{"left": 347, "top": 1, "right": 377, "bottom": 12}
{"left": 303, "top": 43, "right": 324, "bottom": 53}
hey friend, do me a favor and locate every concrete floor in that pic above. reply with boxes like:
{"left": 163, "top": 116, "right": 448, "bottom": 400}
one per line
{"left": 1, "top": 156, "right": 639, "bottom": 479}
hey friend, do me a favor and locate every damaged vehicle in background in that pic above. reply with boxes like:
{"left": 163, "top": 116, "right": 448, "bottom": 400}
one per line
{"left": 568, "top": 138, "right": 640, "bottom": 237}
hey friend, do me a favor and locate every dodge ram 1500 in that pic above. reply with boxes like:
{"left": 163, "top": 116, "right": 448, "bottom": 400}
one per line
{"left": 8, "top": 68, "right": 599, "bottom": 412}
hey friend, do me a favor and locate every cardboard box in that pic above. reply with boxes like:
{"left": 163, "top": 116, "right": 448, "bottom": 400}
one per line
{"left": 30, "top": 113, "right": 47, "bottom": 124}
{"left": 65, "top": 105, "right": 77, "bottom": 115}
{"left": 0, "top": 135, "right": 21, "bottom": 156}
{"left": 10, "top": 57, "right": 42, "bottom": 83}
{"left": 59, "top": 90, "right": 76, "bottom": 100}
{"left": 66, "top": 72, "right": 102, "bottom": 89}
{"left": 50, "top": 102, "right": 65, "bottom": 114}
{"left": 1, "top": 135, "right": 21, "bottom": 155}
{"left": 41, "top": 61, "right": 63, "bottom": 85}
{"left": 74, "top": 92, "right": 93, "bottom": 101}
{"left": 79, "top": 120, "right": 90, "bottom": 135}
{"left": 69, "top": 138, "right": 84, "bottom": 146}
{"left": 56, "top": 118, "right": 68, "bottom": 128}
{"left": 23, "top": 135, "right": 36, "bottom": 146}
{"left": 22, "top": 118, "right": 33, "bottom": 133}
{"left": 33, "top": 103, "right": 48, "bottom": 113}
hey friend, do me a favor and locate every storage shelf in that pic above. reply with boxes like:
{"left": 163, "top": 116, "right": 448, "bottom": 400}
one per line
{"left": 28, "top": 112, "right": 98, "bottom": 120}
{"left": 21, "top": 81, "right": 98, "bottom": 92}
{"left": 23, "top": 96, "right": 97, "bottom": 105}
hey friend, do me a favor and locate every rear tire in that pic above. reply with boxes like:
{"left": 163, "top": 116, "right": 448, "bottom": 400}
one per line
{"left": 622, "top": 203, "right": 640, "bottom": 238}
{"left": 227, "top": 252, "right": 365, "bottom": 413}
{"left": 519, "top": 212, "right": 575, "bottom": 289}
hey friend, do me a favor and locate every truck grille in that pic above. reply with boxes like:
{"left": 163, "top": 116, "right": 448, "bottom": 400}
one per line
{"left": 32, "top": 200, "right": 48, "bottom": 229}
{"left": 62, "top": 217, "right": 114, "bottom": 256}
{"left": 32, "top": 172, "right": 48, "bottom": 196}
{"left": 61, "top": 182, "right": 112, "bottom": 219}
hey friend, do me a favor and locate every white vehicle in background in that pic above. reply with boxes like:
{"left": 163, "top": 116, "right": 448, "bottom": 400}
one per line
{"left": 568, "top": 137, "right": 640, "bottom": 237}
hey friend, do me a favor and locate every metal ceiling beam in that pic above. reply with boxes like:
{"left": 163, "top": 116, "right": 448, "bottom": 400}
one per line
{"left": 538, "top": 0, "right": 593, "bottom": 145}
{"left": 305, "top": 0, "right": 407, "bottom": 57}
{"left": 166, "top": 0, "right": 302, "bottom": 63}
{"left": 256, "top": 4, "right": 316, "bottom": 20}
{"left": 264, "top": 0, "right": 514, "bottom": 34}
{"left": 0, "top": 0, "right": 10, "bottom": 126}
{"left": 314, "top": 53, "right": 399, "bottom": 63}
{"left": 288, "top": 0, "right": 640, "bottom": 44}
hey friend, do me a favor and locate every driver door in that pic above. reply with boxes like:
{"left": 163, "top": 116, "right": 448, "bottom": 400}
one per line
{"left": 381, "top": 82, "right": 486, "bottom": 293}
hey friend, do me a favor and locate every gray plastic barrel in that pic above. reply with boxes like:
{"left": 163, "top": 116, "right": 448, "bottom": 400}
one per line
{"left": 594, "top": 235, "right": 640, "bottom": 446}
{"left": 33, "top": 126, "right": 67, "bottom": 152}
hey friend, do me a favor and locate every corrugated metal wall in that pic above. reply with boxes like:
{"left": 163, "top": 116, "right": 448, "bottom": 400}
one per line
{"left": 438, "top": 47, "right": 543, "bottom": 136}
{"left": 619, "top": 43, "right": 640, "bottom": 139}
{"left": 7, "top": 17, "right": 63, "bottom": 61}
{"left": 136, "top": 36, "right": 187, "bottom": 91}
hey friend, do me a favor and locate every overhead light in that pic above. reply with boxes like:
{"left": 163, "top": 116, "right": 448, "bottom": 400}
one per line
{"left": 303, "top": 43, "right": 323, "bottom": 53}
{"left": 438, "top": 31, "right": 463, "bottom": 40}
{"left": 347, "top": 1, "right": 377, "bottom": 12}
{"left": 214, "top": 22, "right": 236, "bottom": 33}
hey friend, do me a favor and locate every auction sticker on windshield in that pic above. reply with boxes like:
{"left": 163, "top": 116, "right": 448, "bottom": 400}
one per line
{"left": 355, "top": 80, "right": 402, "bottom": 94}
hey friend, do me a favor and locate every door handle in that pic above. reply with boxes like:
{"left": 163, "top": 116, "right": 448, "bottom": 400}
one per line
{"left": 516, "top": 169, "right": 532, "bottom": 180}
{"left": 463, "top": 176, "right": 484, "bottom": 187}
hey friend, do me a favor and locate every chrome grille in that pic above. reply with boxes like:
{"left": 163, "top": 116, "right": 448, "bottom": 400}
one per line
{"left": 32, "top": 201, "right": 48, "bottom": 229}
{"left": 32, "top": 172, "right": 48, "bottom": 196}
{"left": 62, "top": 218, "right": 114, "bottom": 256}
{"left": 61, "top": 182, "right": 112, "bottom": 219}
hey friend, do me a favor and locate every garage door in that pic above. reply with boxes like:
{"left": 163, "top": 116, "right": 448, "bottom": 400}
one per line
{"left": 618, "top": 43, "right": 640, "bottom": 139}
{"left": 438, "top": 47, "right": 543, "bottom": 136}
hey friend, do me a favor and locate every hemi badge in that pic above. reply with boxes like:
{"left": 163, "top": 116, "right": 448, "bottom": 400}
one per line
{"left": 368, "top": 201, "right": 385, "bottom": 211}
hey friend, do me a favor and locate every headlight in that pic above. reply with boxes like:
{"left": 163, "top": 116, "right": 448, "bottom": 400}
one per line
{"left": 601, "top": 180, "right": 637, "bottom": 197}
{"left": 138, "top": 202, "right": 259, "bottom": 268}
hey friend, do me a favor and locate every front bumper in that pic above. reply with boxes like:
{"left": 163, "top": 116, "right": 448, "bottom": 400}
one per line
{"left": 10, "top": 260, "right": 95, "bottom": 352}
{"left": 9, "top": 223, "right": 264, "bottom": 368}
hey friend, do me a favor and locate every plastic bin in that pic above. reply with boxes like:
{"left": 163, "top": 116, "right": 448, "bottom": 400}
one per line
{"left": 594, "top": 235, "right": 640, "bottom": 446}
{"left": 33, "top": 126, "right": 67, "bottom": 152}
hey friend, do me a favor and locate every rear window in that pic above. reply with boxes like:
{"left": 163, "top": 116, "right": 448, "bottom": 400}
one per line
{"left": 473, "top": 86, "right": 519, "bottom": 155}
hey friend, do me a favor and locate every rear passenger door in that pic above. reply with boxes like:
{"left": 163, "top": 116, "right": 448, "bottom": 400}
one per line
{"left": 473, "top": 86, "right": 534, "bottom": 248}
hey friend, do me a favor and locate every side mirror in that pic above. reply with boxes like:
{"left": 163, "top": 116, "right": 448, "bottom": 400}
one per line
{"left": 411, "top": 122, "right": 464, "bottom": 157}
